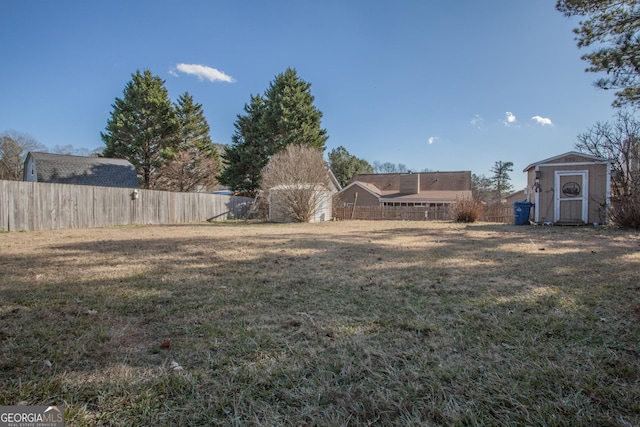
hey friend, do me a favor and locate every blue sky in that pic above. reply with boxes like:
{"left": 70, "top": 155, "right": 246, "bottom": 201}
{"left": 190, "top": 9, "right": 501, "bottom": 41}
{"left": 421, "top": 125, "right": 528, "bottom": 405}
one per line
{"left": 0, "top": 1, "right": 618, "bottom": 190}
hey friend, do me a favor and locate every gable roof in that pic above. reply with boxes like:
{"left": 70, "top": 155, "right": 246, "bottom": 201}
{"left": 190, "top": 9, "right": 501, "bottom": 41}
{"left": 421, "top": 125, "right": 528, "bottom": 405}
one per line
{"left": 25, "top": 152, "right": 139, "bottom": 188}
{"left": 340, "top": 181, "right": 383, "bottom": 198}
{"left": 267, "top": 165, "right": 342, "bottom": 193}
{"left": 348, "top": 171, "right": 472, "bottom": 194}
{"left": 327, "top": 168, "right": 342, "bottom": 192}
{"left": 337, "top": 171, "right": 472, "bottom": 204}
{"left": 523, "top": 151, "right": 611, "bottom": 172}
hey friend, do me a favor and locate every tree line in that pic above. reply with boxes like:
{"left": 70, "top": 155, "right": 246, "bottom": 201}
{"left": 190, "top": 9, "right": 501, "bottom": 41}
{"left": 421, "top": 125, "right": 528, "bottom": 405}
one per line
{"left": 1, "top": 71, "right": 224, "bottom": 193}
{"left": 1, "top": 66, "right": 515, "bottom": 203}
{"left": 4, "top": 0, "right": 639, "bottom": 226}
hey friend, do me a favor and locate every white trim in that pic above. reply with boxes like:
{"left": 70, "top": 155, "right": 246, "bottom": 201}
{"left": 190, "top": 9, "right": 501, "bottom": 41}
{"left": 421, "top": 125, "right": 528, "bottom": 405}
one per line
{"left": 534, "top": 165, "right": 540, "bottom": 223}
{"left": 523, "top": 151, "right": 610, "bottom": 172}
{"left": 538, "top": 161, "right": 609, "bottom": 168}
{"left": 554, "top": 170, "right": 588, "bottom": 223}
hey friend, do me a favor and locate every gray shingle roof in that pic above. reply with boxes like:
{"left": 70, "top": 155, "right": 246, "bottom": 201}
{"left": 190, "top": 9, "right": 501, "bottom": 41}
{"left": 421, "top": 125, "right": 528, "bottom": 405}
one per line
{"left": 26, "top": 152, "right": 139, "bottom": 188}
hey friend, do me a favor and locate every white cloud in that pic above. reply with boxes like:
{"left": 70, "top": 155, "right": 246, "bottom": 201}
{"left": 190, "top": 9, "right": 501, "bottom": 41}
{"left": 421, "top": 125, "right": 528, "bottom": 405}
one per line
{"left": 504, "top": 112, "right": 517, "bottom": 126}
{"left": 531, "top": 115, "right": 553, "bottom": 126}
{"left": 173, "top": 63, "right": 235, "bottom": 83}
{"left": 470, "top": 114, "right": 483, "bottom": 127}
{"left": 428, "top": 136, "right": 438, "bottom": 144}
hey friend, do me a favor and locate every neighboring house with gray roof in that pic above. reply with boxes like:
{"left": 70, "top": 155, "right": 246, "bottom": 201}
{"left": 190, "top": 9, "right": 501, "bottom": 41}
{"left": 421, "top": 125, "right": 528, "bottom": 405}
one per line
{"left": 23, "top": 152, "right": 139, "bottom": 188}
{"left": 334, "top": 171, "right": 472, "bottom": 207}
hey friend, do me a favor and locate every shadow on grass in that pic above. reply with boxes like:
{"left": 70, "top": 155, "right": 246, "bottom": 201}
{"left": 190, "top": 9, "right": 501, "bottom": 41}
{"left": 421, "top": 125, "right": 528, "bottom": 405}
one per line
{"left": 1, "top": 222, "right": 639, "bottom": 425}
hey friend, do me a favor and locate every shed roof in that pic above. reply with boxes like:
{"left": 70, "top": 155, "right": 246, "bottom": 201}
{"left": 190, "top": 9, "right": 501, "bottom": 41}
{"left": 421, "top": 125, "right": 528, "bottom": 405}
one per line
{"left": 523, "top": 151, "right": 611, "bottom": 172}
{"left": 26, "top": 152, "right": 139, "bottom": 188}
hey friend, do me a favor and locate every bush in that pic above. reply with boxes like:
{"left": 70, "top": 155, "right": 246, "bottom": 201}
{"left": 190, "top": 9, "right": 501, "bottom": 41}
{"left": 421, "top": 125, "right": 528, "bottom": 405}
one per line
{"left": 451, "top": 198, "right": 483, "bottom": 223}
{"left": 610, "top": 193, "right": 640, "bottom": 229}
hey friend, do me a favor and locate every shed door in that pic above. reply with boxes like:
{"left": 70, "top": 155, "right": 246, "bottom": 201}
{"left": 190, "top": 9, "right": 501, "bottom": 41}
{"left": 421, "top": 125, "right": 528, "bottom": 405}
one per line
{"left": 554, "top": 171, "right": 588, "bottom": 223}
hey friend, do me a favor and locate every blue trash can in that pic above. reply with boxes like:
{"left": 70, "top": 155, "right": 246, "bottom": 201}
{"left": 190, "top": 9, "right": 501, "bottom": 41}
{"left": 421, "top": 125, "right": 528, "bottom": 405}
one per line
{"left": 513, "top": 201, "right": 533, "bottom": 225}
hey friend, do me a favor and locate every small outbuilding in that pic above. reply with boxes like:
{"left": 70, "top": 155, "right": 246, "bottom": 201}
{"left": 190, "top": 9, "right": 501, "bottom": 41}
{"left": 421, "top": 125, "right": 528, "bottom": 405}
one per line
{"left": 523, "top": 151, "right": 611, "bottom": 225}
{"left": 23, "top": 152, "right": 139, "bottom": 188}
{"left": 267, "top": 169, "right": 341, "bottom": 223}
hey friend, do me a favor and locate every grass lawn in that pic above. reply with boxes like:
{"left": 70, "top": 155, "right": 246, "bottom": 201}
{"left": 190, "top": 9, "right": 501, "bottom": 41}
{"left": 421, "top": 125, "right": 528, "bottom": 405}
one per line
{"left": 1, "top": 220, "right": 639, "bottom": 426}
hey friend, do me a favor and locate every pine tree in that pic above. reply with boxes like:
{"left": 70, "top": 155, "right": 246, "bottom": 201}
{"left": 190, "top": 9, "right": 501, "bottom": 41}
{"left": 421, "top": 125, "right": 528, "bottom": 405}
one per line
{"left": 101, "top": 69, "right": 180, "bottom": 189}
{"left": 218, "top": 68, "right": 328, "bottom": 196}
{"left": 557, "top": 0, "right": 640, "bottom": 108}
{"left": 218, "top": 95, "right": 269, "bottom": 196}
{"left": 262, "top": 68, "right": 328, "bottom": 152}
{"left": 490, "top": 160, "right": 514, "bottom": 198}
{"left": 156, "top": 92, "right": 222, "bottom": 192}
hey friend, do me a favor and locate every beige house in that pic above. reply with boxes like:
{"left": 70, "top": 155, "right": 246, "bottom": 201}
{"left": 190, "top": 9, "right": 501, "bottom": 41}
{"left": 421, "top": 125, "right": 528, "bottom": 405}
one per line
{"left": 523, "top": 151, "right": 611, "bottom": 225}
{"left": 503, "top": 189, "right": 527, "bottom": 205}
{"left": 334, "top": 171, "right": 472, "bottom": 207}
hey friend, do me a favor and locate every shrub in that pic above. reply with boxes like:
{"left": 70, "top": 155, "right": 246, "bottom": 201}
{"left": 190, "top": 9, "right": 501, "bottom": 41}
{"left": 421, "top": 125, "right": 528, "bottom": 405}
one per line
{"left": 451, "top": 197, "right": 483, "bottom": 223}
{"left": 610, "top": 193, "right": 640, "bottom": 229}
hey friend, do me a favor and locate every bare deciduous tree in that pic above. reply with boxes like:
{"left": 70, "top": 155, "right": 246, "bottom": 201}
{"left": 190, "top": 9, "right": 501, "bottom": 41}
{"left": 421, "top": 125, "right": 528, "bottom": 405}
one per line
{"left": 576, "top": 111, "right": 640, "bottom": 196}
{"left": 261, "top": 145, "right": 330, "bottom": 222}
{"left": 155, "top": 149, "right": 221, "bottom": 192}
{"left": 577, "top": 111, "right": 640, "bottom": 228}
{"left": 0, "top": 130, "right": 47, "bottom": 180}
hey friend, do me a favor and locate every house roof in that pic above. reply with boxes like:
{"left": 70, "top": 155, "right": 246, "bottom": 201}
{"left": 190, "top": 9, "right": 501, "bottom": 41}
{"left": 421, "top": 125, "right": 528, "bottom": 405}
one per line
{"left": 503, "top": 189, "right": 527, "bottom": 203}
{"left": 348, "top": 171, "right": 471, "bottom": 193}
{"left": 340, "top": 181, "right": 383, "bottom": 198}
{"left": 504, "top": 189, "right": 526, "bottom": 199}
{"left": 337, "top": 171, "right": 472, "bottom": 204}
{"left": 327, "top": 168, "right": 342, "bottom": 191}
{"left": 523, "top": 151, "right": 611, "bottom": 172}
{"left": 25, "top": 152, "right": 139, "bottom": 188}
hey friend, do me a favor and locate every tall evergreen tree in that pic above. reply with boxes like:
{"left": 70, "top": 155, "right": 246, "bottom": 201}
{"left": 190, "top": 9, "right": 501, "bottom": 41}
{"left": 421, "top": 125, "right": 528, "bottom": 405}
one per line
{"left": 218, "top": 68, "right": 328, "bottom": 196}
{"left": 557, "top": 0, "right": 640, "bottom": 108}
{"left": 218, "top": 95, "right": 269, "bottom": 196}
{"left": 101, "top": 69, "right": 180, "bottom": 189}
{"left": 490, "top": 160, "right": 514, "bottom": 198}
{"left": 156, "top": 92, "right": 222, "bottom": 192}
{"left": 261, "top": 68, "right": 328, "bottom": 152}
{"left": 174, "top": 93, "right": 219, "bottom": 155}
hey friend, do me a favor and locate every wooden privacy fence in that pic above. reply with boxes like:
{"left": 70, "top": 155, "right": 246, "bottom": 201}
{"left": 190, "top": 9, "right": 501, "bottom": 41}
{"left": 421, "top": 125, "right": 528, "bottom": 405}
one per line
{"left": 333, "top": 204, "right": 515, "bottom": 223}
{"left": 333, "top": 205, "right": 451, "bottom": 221}
{"left": 482, "top": 204, "right": 515, "bottom": 223}
{"left": 0, "top": 180, "right": 253, "bottom": 232}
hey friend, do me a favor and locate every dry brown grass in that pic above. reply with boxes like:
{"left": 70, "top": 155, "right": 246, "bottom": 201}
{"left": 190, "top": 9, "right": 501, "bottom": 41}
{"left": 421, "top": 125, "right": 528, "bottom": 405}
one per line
{"left": 1, "top": 220, "right": 639, "bottom": 426}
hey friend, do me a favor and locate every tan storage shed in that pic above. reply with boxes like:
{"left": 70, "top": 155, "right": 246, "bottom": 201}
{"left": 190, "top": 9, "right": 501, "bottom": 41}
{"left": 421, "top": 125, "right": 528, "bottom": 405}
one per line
{"left": 523, "top": 151, "right": 611, "bottom": 225}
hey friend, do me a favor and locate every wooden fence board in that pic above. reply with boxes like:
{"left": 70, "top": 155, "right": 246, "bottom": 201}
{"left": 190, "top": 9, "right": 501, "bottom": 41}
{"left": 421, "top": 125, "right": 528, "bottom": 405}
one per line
{"left": 0, "top": 180, "right": 252, "bottom": 232}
